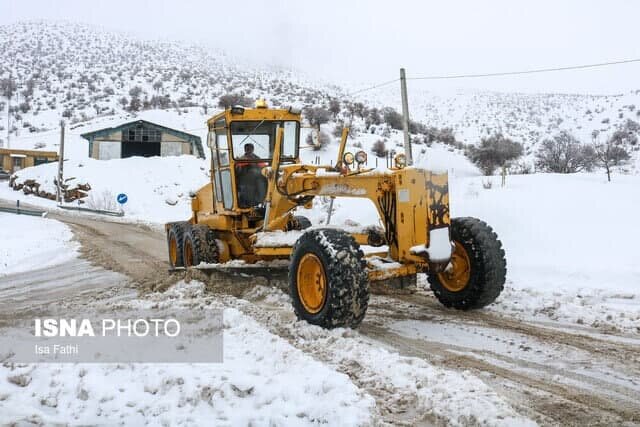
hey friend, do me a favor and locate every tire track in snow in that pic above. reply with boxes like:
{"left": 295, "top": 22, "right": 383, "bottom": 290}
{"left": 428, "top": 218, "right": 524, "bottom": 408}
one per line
{"left": 362, "top": 293, "right": 640, "bottom": 426}
{"left": 221, "top": 286, "right": 533, "bottom": 427}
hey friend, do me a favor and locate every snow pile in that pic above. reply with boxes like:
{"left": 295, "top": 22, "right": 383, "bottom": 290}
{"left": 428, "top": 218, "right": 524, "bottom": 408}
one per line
{"left": 0, "top": 213, "right": 78, "bottom": 276}
{"left": 490, "top": 286, "right": 640, "bottom": 333}
{"left": 1, "top": 156, "right": 209, "bottom": 224}
{"left": 0, "top": 281, "right": 374, "bottom": 426}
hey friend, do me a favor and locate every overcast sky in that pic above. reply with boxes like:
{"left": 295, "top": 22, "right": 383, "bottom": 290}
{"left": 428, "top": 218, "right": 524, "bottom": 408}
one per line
{"left": 2, "top": 0, "right": 639, "bottom": 94}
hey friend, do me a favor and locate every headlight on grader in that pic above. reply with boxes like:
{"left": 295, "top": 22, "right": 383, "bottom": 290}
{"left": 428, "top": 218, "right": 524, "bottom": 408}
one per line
{"left": 343, "top": 152, "right": 355, "bottom": 166}
{"left": 230, "top": 105, "right": 245, "bottom": 115}
{"left": 355, "top": 150, "right": 367, "bottom": 165}
{"left": 394, "top": 153, "right": 407, "bottom": 169}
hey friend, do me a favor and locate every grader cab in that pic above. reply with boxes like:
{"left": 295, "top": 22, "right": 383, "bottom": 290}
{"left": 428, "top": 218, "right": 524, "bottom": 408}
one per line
{"left": 166, "top": 100, "right": 506, "bottom": 328}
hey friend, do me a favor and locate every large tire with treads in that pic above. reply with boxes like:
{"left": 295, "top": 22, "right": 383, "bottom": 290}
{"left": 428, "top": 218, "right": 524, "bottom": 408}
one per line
{"left": 289, "top": 228, "right": 369, "bottom": 328}
{"left": 427, "top": 217, "right": 506, "bottom": 310}
{"left": 167, "top": 221, "right": 188, "bottom": 268}
{"left": 182, "top": 224, "right": 220, "bottom": 267}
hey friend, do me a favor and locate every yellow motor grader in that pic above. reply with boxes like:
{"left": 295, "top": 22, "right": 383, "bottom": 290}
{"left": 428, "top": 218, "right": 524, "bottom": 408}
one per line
{"left": 166, "top": 100, "right": 506, "bottom": 328}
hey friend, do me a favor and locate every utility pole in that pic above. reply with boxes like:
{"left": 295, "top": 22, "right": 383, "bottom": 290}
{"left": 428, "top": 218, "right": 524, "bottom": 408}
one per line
{"left": 399, "top": 68, "right": 413, "bottom": 166}
{"left": 56, "top": 120, "right": 65, "bottom": 205}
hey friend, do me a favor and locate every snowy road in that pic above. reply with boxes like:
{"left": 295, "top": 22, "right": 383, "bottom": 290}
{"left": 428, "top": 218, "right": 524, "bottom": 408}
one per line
{"left": 1, "top": 206, "right": 639, "bottom": 425}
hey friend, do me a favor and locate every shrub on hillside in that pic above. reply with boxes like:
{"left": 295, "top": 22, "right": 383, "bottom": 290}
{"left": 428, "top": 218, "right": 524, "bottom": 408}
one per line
{"left": 218, "top": 93, "right": 254, "bottom": 108}
{"left": 535, "top": 131, "right": 595, "bottom": 173}
{"left": 365, "top": 108, "right": 382, "bottom": 128}
{"left": 328, "top": 99, "right": 341, "bottom": 117}
{"left": 304, "top": 107, "right": 331, "bottom": 127}
{"left": 468, "top": 133, "right": 523, "bottom": 175}
{"left": 305, "top": 130, "right": 331, "bottom": 151}
{"left": 592, "top": 128, "right": 632, "bottom": 182}
{"left": 382, "top": 107, "right": 403, "bottom": 130}
{"left": 372, "top": 139, "right": 388, "bottom": 158}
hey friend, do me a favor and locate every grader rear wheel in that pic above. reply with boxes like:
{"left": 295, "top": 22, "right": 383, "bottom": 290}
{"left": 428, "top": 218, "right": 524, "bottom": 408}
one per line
{"left": 167, "top": 222, "right": 188, "bottom": 268}
{"left": 182, "top": 225, "right": 220, "bottom": 267}
{"left": 289, "top": 229, "right": 369, "bottom": 328}
{"left": 428, "top": 217, "right": 506, "bottom": 310}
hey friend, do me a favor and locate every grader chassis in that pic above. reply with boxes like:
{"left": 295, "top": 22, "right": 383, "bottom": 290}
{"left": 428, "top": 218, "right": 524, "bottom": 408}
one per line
{"left": 166, "top": 101, "right": 506, "bottom": 328}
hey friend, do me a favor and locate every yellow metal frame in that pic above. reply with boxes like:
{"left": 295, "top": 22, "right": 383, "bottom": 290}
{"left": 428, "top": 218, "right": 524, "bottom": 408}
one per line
{"left": 176, "top": 103, "right": 452, "bottom": 281}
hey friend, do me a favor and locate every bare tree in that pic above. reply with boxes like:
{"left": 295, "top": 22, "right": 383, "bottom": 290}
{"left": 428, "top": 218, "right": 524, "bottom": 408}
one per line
{"left": 468, "top": 133, "right": 523, "bottom": 175}
{"left": 536, "top": 131, "right": 595, "bottom": 173}
{"left": 304, "top": 107, "right": 331, "bottom": 127}
{"left": 305, "top": 130, "right": 331, "bottom": 151}
{"left": 592, "top": 130, "right": 631, "bottom": 182}
{"left": 381, "top": 107, "right": 403, "bottom": 130}
{"left": 371, "top": 139, "right": 388, "bottom": 158}
{"left": 0, "top": 78, "right": 16, "bottom": 98}
{"left": 218, "top": 93, "right": 254, "bottom": 108}
{"left": 328, "top": 99, "right": 341, "bottom": 118}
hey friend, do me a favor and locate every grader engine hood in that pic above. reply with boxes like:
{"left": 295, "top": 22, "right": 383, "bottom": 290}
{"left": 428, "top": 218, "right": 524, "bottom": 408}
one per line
{"left": 394, "top": 169, "right": 452, "bottom": 265}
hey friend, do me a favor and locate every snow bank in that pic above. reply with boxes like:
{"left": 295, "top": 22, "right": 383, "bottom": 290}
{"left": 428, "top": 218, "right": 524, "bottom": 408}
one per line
{"left": 1, "top": 156, "right": 209, "bottom": 225}
{"left": 0, "top": 213, "right": 78, "bottom": 277}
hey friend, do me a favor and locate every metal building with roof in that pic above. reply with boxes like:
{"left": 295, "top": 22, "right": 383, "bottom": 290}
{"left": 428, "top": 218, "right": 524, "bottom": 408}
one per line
{"left": 80, "top": 120, "right": 204, "bottom": 160}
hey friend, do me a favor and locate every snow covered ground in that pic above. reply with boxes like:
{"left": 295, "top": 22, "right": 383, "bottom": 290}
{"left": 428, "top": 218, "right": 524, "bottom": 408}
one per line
{"left": 0, "top": 156, "right": 210, "bottom": 224}
{"left": 0, "top": 212, "right": 78, "bottom": 276}
{"left": 0, "top": 220, "right": 374, "bottom": 425}
{"left": 0, "top": 282, "right": 375, "bottom": 426}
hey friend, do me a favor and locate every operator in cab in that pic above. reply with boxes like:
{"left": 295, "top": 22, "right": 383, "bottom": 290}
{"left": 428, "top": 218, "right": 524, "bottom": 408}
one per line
{"left": 236, "top": 143, "right": 268, "bottom": 208}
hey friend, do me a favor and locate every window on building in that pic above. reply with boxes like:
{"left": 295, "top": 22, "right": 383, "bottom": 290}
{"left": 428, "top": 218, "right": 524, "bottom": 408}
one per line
{"left": 122, "top": 125, "right": 161, "bottom": 143}
{"left": 34, "top": 157, "right": 50, "bottom": 166}
{"left": 13, "top": 157, "right": 23, "bottom": 169}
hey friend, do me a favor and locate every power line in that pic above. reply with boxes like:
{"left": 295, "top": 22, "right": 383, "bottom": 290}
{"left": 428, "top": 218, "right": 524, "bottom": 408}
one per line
{"left": 337, "top": 58, "right": 640, "bottom": 99}
{"left": 344, "top": 78, "right": 399, "bottom": 97}
{"left": 408, "top": 58, "right": 640, "bottom": 80}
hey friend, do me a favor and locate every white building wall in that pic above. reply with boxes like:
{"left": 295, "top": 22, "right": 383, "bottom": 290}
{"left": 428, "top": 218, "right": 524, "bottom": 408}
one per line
{"left": 161, "top": 141, "right": 184, "bottom": 157}
{"left": 98, "top": 141, "right": 122, "bottom": 160}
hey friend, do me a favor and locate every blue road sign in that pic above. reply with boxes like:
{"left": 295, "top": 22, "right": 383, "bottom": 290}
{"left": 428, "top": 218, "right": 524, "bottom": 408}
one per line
{"left": 117, "top": 193, "right": 128, "bottom": 205}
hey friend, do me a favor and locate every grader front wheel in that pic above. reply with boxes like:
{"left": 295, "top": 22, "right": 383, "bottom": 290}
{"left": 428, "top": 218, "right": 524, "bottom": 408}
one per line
{"left": 296, "top": 253, "right": 327, "bottom": 314}
{"left": 289, "top": 229, "right": 369, "bottom": 328}
{"left": 428, "top": 217, "right": 506, "bottom": 310}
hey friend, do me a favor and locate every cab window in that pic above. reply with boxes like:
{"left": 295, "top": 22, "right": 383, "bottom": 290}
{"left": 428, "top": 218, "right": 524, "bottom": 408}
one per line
{"left": 230, "top": 120, "right": 298, "bottom": 161}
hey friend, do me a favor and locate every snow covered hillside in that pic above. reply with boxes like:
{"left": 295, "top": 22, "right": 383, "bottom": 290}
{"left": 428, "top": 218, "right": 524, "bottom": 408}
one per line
{"left": 0, "top": 21, "right": 339, "bottom": 151}
{"left": 2, "top": 21, "right": 639, "bottom": 160}
{"left": 364, "top": 84, "right": 640, "bottom": 156}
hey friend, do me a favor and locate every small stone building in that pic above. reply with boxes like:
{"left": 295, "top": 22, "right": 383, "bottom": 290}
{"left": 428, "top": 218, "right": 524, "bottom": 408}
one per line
{"left": 0, "top": 148, "right": 58, "bottom": 173}
{"left": 80, "top": 120, "right": 204, "bottom": 160}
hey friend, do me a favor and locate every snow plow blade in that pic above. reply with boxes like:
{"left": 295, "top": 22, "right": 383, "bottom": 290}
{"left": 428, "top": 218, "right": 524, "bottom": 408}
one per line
{"left": 168, "top": 263, "right": 289, "bottom": 289}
